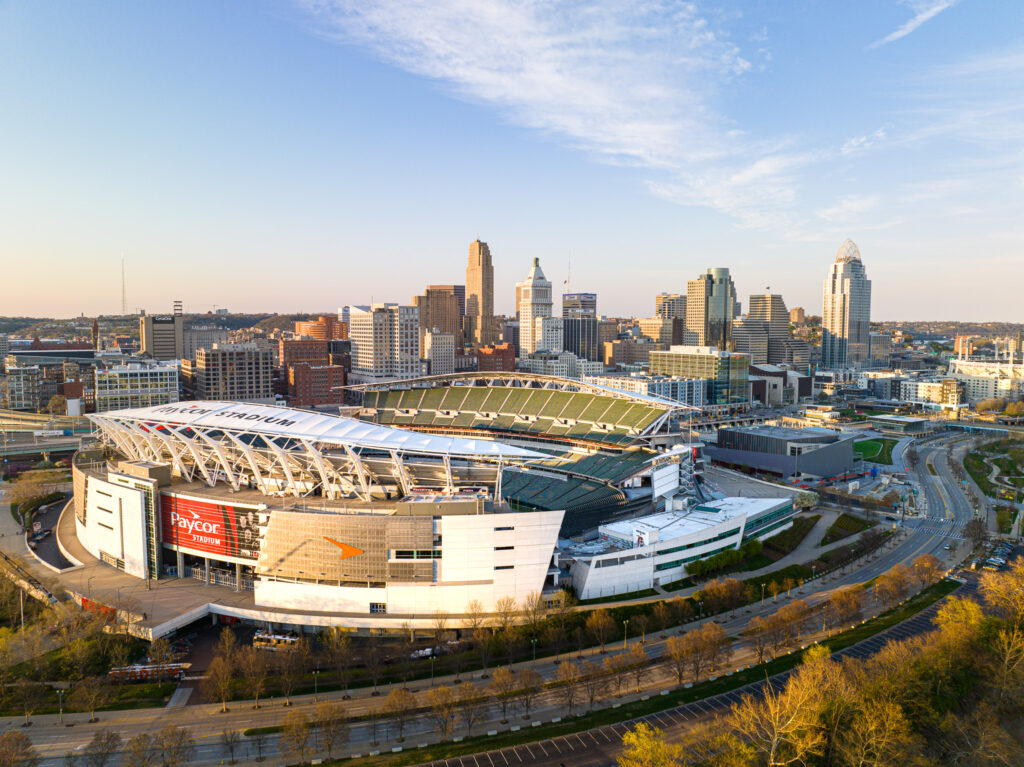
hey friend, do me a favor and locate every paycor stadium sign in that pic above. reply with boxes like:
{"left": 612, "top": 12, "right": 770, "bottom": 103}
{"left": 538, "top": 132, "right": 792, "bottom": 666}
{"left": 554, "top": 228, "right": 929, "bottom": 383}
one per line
{"left": 159, "top": 494, "right": 261, "bottom": 561}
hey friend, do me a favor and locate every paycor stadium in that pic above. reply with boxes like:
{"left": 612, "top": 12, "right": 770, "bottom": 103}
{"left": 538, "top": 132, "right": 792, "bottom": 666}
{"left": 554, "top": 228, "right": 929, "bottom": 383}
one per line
{"left": 66, "top": 374, "right": 797, "bottom": 634}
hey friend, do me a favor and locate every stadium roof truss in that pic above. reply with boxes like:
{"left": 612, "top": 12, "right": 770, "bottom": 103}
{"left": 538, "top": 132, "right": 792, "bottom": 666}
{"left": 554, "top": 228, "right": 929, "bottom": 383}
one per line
{"left": 88, "top": 401, "right": 546, "bottom": 503}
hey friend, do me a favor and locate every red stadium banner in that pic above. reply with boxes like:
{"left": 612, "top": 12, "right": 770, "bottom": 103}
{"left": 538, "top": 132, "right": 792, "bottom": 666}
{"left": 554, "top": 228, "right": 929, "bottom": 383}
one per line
{"left": 159, "top": 494, "right": 260, "bottom": 560}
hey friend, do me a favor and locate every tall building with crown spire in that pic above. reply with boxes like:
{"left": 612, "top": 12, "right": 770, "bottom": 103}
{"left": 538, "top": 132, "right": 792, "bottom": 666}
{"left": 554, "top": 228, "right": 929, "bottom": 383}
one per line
{"left": 822, "top": 239, "right": 872, "bottom": 369}
{"left": 465, "top": 240, "right": 494, "bottom": 347}
{"left": 516, "top": 258, "right": 553, "bottom": 355}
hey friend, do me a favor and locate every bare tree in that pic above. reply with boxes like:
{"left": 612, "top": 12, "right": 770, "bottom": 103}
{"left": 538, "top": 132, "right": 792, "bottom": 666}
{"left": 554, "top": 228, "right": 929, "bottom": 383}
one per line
{"left": 83, "top": 730, "right": 121, "bottom": 767}
{"left": 0, "top": 731, "right": 38, "bottom": 767}
{"left": 215, "top": 627, "right": 237, "bottom": 664}
{"left": 280, "top": 710, "right": 312, "bottom": 765}
{"left": 202, "top": 656, "right": 234, "bottom": 713}
{"left": 488, "top": 666, "right": 517, "bottom": 722}
{"left": 313, "top": 701, "right": 348, "bottom": 759}
{"left": 156, "top": 727, "right": 194, "bottom": 767}
{"left": 432, "top": 610, "right": 450, "bottom": 648}
{"left": 626, "top": 644, "right": 649, "bottom": 693}
{"left": 603, "top": 652, "right": 629, "bottom": 697}
{"left": 494, "top": 596, "right": 520, "bottom": 634}
{"left": 456, "top": 681, "right": 486, "bottom": 736}
{"left": 556, "top": 660, "right": 581, "bottom": 714}
{"left": 652, "top": 602, "right": 671, "bottom": 638}
{"left": 520, "top": 590, "right": 547, "bottom": 636}
{"left": 473, "top": 627, "right": 492, "bottom": 675}
{"left": 276, "top": 640, "right": 310, "bottom": 706}
{"left": 238, "top": 647, "right": 269, "bottom": 708}
{"left": 516, "top": 667, "right": 544, "bottom": 719}
{"left": 586, "top": 609, "right": 615, "bottom": 653}
{"left": 463, "top": 599, "right": 487, "bottom": 634}
{"left": 383, "top": 688, "right": 416, "bottom": 741}
{"left": 70, "top": 677, "right": 111, "bottom": 724}
{"left": 579, "top": 660, "right": 608, "bottom": 712}
{"left": 322, "top": 628, "right": 352, "bottom": 695}
{"left": 219, "top": 730, "right": 240, "bottom": 765}
{"left": 913, "top": 553, "right": 944, "bottom": 586}
{"left": 363, "top": 643, "right": 385, "bottom": 694}
{"left": 729, "top": 679, "right": 824, "bottom": 767}
{"left": 122, "top": 733, "right": 158, "bottom": 767}
{"left": 428, "top": 685, "right": 457, "bottom": 740}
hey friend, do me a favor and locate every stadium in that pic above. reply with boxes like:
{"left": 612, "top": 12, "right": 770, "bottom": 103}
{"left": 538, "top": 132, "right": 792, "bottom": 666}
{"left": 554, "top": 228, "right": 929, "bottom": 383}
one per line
{"left": 70, "top": 401, "right": 564, "bottom": 631}
{"left": 352, "top": 372, "right": 693, "bottom": 535}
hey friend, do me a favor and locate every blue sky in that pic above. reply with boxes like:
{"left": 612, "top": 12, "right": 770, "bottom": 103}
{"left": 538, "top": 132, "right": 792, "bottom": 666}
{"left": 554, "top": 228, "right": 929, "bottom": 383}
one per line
{"left": 1, "top": 0, "right": 1021, "bottom": 320}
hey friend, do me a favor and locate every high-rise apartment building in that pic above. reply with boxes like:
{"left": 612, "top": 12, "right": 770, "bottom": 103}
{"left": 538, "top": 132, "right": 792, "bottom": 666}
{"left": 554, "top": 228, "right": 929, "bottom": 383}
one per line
{"left": 517, "top": 258, "right": 553, "bottom": 355}
{"left": 686, "top": 268, "right": 736, "bottom": 350}
{"left": 534, "top": 316, "right": 564, "bottom": 353}
{"left": 465, "top": 240, "right": 495, "bottom": 346}
{"left": 821, "top": 240, "right": 872, "bottom": 369}
{"left": 655, "top": 294, "right": 686, "bottom": 319}
{"left": 349, "top": 303, "right": 421, "bottom": 383}
{"left": 139, "top": 311, "right": 184, "bottom": 360}
{"left": 181, "top": 344, "right": 274, "bottom": 403}
{"left": 423, "top": 330, "right": 456, "bottom": 376}
{"left": 183, "top": 326, "right": 231, "bottom": 360}
{"left": 95, "top": 362, "right": 180, "bottom": 412}
{"left": 413, "top": 286, "right": 463, "bottom": 349}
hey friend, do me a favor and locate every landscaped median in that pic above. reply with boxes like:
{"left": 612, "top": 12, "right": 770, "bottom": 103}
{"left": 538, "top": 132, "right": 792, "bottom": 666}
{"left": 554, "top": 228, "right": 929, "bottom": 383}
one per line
{"left": 289, "top": 578, "right": 962, "bottom": 766}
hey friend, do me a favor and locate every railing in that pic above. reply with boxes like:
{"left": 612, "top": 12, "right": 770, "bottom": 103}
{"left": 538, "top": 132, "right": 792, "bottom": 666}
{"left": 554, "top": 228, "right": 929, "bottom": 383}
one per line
{"left": 182, "top": 565, "right": 255, "bottom": 591}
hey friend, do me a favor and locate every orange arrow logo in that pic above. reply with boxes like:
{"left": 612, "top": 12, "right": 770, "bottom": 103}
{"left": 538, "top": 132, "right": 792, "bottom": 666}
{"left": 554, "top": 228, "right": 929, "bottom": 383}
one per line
{"left": 324, "top": 537, "right": 365, "bottom": 559}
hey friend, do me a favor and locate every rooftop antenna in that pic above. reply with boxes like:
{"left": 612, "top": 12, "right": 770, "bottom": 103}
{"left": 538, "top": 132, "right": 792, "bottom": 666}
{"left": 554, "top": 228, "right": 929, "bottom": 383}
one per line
{"left": 565, "top": 253, "right": 572, "bottom": 294}
{"left": 121, "top": 256, "right": 127, "bottom": 315}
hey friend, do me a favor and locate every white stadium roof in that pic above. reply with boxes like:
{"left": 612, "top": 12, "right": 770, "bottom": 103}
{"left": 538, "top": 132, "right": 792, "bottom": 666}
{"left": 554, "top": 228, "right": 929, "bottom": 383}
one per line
{"left": 91, "top": 401, "right": 546, "bottom": 461}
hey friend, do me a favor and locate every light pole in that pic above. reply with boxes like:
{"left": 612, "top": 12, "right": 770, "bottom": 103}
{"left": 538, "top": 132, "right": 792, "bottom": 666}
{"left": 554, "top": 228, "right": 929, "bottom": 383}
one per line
{"left": 622, "top": 619, "right": 629, "bottom": 650}
{"left": 57, "top": 689, "right": 64, "bottom": 725}
{"left": 531, "top": 638, "right": 537, "bottom": 665}
{"left": 430, "top": 656, "right": 435, "bottom": 686}
{"left": 313, "top": 669, "right": 319, "bottom": 702}
{"left": 761, "top": 583, "right": 766, "bottom": 607}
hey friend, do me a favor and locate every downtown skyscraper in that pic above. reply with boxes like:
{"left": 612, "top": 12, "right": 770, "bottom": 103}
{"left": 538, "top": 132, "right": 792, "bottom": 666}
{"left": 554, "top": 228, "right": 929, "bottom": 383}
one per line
{"left": 822, "top": 239, "right": 872, "bottom": 369}
{"left": 686, "top": 268, "right": 737, "bottom": 350}
{"left": 465, "top": 239, "right": 495, "bottom": 347}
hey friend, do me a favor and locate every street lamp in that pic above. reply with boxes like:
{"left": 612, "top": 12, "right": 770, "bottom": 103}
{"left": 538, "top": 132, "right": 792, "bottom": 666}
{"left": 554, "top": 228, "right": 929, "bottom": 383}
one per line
{"left": 57, "top": 689, "right": 64, "bottom": 725}
{"left": 698, "top": 600, "right": 703, "bottom": 621}
{"left": 761, "top": 583, "right": 766, "bottom": 607}
{"left": 430, "top": 656, "right": 435, "bottom": 686}
{"left": 313, "top": 669, "right": 319, "bottom": 702}
{"left": 622, "top": 619, "right": 629, "bottom": 650}
{"left": 531, "top": 637, "right": 537, "bottom": 665}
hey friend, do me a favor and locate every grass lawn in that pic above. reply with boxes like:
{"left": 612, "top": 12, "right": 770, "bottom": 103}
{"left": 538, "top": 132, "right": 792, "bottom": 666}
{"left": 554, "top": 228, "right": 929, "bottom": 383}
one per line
{"left": 928, "top": 463, "right": 938, "bottom": 476}
{"left": 853, "top": 438, "right": 898, "bottom": 465}
{"left": 820, "top": 513, "right": 875, "bottom": 545}
{"left": 578, "top": 588, "right": 658, "bottom": 605}
{"left": 329, "top": 579, "right": 961, "bottom": 767}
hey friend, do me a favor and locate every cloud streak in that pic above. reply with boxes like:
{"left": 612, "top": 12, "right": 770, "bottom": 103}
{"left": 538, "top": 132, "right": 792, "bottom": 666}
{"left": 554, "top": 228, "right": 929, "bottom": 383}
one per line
{"left": 298, "top": 0, "right": 814, "bottom": 229}
{"left": 868, "top": 0, "right": 959, "bottom": 49}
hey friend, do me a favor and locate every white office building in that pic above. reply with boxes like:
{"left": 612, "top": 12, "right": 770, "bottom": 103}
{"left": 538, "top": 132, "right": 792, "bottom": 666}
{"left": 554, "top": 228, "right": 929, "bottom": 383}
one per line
{"left": 349, "top": 304, "right": 421, "bottom": 384}
{"left": 517, "top": 258, "right": 553, "bottom": 355}
{"left": 94, "top": 362, "right": 180, "bottom": 412}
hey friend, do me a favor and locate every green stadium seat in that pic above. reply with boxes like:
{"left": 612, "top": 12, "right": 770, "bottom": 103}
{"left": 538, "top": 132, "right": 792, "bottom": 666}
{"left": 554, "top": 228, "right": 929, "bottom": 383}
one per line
{"left": 539, "top": 390, "right": 572, "bottom": 418}
{"left": 418, "top": 388, "right": 446, "bottom": 411}
{"left": 439, "top": 388, "right": 470, "bottom": 411}
{"left": 558, "top": 393, "right": 592, "bottom": 420}
{"left": 578, "top": 397, "right": 613, "bottom": 423}
{"left": 481, "top": 388, "right": 512, "bottom": 413}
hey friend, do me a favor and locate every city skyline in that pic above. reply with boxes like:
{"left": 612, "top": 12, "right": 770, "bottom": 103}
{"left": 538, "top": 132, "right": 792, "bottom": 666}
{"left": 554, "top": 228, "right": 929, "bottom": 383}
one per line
{"left": 1, "top": 1, "right": 1022, "bottom": 319}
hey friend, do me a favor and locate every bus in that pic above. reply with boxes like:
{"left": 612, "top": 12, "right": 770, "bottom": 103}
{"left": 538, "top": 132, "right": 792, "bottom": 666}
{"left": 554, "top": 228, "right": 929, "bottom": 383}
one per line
{"left": 108, "top": 663, "right": 190, "bottom": 683}
{"left": 252, "top": 631, "right": 301, "bottom": 652}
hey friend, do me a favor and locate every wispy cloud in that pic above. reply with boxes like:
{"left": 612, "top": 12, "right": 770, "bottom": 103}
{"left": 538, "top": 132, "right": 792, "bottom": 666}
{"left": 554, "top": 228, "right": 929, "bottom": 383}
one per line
{"left": 297, "top": 0, "right": 814, "bottom": 229}
{"left": 815, "top": 195, "right": 878, "bottom": 223}
{"left": 868, "top": 0, "right": 959, "bottom": 49}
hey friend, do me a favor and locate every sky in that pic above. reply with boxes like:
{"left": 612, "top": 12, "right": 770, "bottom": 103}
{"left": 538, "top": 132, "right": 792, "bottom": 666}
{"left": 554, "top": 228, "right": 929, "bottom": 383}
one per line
{"left": 0, "top": 0, "right": 1022, "bottom": 321}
